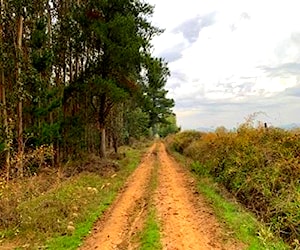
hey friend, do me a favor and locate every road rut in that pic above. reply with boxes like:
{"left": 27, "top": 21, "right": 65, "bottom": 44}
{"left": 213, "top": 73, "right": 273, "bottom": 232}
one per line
{"left": 80, "top": 142, "right": 243, "bottom": 250}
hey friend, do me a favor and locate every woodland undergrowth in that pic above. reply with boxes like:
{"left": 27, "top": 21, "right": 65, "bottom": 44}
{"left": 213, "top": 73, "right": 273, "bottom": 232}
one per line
{"left": 0, "top": 142, "right": 147, "bottom": 249}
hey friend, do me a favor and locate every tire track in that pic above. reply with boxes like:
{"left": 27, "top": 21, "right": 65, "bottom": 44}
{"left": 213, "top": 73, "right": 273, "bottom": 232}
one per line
{"left": 80, "top": 144, "right": 157, "bottom": 250}
{"left": 154, "top": 142, "right": 241, "bottom": 250}
{"left": 81, "top": 142, "right": 243, "bottom": 250}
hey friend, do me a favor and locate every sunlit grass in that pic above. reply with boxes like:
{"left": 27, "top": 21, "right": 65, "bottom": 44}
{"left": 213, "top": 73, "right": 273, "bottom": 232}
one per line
{"left": 140, "top": 208, "right": 162, "bottom": 250}
{"left": 167, "top": 148, "right": 289, "bottom": 250}
{"left": 0, "top": 144, "right": 147, "bottom": 249}
{"left": 196, "top": 177, "right": 288, "bottom": 250}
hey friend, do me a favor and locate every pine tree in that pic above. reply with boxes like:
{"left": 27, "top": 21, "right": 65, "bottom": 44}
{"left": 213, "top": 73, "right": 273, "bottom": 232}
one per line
{"left": 0, "top": 0, "right": 177, "bottom": 176}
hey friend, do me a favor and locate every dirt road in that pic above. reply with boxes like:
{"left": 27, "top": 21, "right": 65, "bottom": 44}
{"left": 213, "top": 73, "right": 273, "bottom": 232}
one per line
{"left": 80, "top": 142, "right": 242, "bottom": 250}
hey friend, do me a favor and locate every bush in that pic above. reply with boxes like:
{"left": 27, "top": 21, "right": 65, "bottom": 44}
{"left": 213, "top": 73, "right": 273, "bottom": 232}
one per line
{"left": 167, "top": 130, "right": 203, "bottom": 154}
{"left": 167, "top": 126, "right": 300, "bottom": 245}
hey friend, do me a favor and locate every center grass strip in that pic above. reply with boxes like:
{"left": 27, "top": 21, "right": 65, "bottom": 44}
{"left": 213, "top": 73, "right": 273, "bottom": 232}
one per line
{"left": 140, "top": 208, "right": 161, "bottom": 250}
{"left": 140, "top": 145, "right": 162, "bottom": 250}
{"left": 167, "top": 149, "right": 289, "bottom": 250}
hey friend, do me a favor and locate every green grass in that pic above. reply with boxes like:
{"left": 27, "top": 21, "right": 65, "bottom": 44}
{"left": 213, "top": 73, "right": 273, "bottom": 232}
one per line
{"left": 139, "top": 147, "right": 162, "bottom": 250}
{"left": 0, "top": 145, "right": 147, "bottom": 250}
{"left": 196, "top": 178, "right": 288, "bottom": 250}
{"left": 46, "top": 202, "right": 112, "bottom": 250}
{"left": 167, "top": 149, "right": 289, "bottom": 250}
{"left": 46, "top": 147, "right": 145, "bottom": 250}
{"left": 140, "top": 208, "right": 162, "bottom": 250}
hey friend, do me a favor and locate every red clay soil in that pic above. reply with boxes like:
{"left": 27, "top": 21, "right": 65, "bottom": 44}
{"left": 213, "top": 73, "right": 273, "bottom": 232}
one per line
{"left": 80, "top": 143, "right": 157, "bottom": 250}
{"left": 80, "top": 142, "right": 244, "bottom": 250}
{"left": 154, "top": 143, "right": 243, "bottom": 250}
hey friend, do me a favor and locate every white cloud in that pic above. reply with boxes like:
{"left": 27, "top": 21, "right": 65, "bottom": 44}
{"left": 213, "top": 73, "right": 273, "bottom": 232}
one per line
{"left": 148, "top": 0, "right": 300, "bottom": 129}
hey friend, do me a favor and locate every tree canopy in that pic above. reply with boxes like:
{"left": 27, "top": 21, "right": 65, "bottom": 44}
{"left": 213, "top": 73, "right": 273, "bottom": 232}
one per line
{"left": 0, "top": 0, "right": 177, "bottom": 177}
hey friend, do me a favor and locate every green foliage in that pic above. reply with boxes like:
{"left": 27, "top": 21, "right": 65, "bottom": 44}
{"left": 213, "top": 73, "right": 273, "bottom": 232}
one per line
{"left": 125, "top": 107, "right": 150, "bottom": 140}
{"left": 0, "top": 142, "right": 5, "bottom": 153}
{"left": 93, "top": 77, "right": 129, "bottom": 102}
{"left": 167, "top": 126, "right": 300, "bottom": 247}
{"left": 157, "top": 113, "right": 180, "bottom": 137}
{"left": 1, "top": 0, "right": 174, "bottom": 176}
{"left": 142, "top": 57, "right": 174, "bottom": 128}
{"left": 169, "top": 130, "right": 203, "bottom": 153}
{"left": 31, "top": 49, "right": 53, "bottom": 73}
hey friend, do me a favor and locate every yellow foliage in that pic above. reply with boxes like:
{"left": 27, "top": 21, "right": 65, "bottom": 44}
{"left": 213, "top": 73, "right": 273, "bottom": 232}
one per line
{"left": 167, "top": 125, "right": 300, "bottom": 245}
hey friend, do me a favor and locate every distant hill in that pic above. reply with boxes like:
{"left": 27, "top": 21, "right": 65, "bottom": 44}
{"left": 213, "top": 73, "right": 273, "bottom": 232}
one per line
{"left": 279, "top": 123, "right": 300, "bottom": 130}
{"left": 194, "top": 123, "right": 300, "bottom": 132}
{"left": 196, "top": 127, "right": 214, "bottom": 132}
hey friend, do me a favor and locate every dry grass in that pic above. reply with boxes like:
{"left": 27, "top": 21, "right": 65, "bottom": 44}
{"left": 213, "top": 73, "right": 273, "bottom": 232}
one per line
{"left": 0, "top": 144, "right": 146, "bottom": 249}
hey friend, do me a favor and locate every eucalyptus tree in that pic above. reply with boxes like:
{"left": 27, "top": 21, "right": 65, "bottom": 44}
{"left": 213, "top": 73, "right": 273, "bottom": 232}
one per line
{"left": 0, "top": 0, "right": 177, "bottom": 175}
{"left": 0, "top": 0, "right": 10, "bottom": 178}
{"left": 0, "top": 0, "right": 57, "bottom": 175}
{"left": 0, "top": 0, "right": 25, "bottom": 176}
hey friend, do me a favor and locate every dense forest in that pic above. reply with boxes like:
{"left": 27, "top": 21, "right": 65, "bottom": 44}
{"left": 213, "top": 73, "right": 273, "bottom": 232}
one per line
{"left": 0, "top": 0, "right": 179, "bottom": 179}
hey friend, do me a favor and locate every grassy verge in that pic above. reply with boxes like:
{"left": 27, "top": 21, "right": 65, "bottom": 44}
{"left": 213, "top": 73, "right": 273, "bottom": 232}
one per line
{"left": 0, "top": 144, "right": 148, "bottom": 250}
{"left": 168, "top": 149, "right": 289, "bottom": 250}
{"left": 139, "top": 147, "right": 162, "bottom": 250}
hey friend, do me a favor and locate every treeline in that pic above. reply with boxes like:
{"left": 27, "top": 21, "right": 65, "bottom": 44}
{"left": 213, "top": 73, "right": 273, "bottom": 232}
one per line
{"left": 166, "top": 125, "right": 300, "bottom": 247}
{"left": 0, "top": 0, "right": 178, "bottom": 178}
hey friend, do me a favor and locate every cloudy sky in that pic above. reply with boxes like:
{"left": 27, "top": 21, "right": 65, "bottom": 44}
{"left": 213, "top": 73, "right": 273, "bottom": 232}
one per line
{"left": 148, "top": 0, "right": 300, "bottom": 130}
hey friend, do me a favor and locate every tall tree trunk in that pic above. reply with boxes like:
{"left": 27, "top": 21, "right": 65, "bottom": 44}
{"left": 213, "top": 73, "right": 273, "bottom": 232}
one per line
{"left": 0, "top": 0, "right": 10, "bottom": 180}
{"left": 0, "top": 66, "right": 10, "bottom": 181}
{"left": 69, "top": 41, "right": 73, "bottom": 83}
{"left": 75, "top": 55, "right": 78, "bottom": 79}
{"left": 1, "top": 84, "right": 10, "bottom": 181}
{"left": 63, "top": 53, "right": 66, "bottom": 84}
{"left": 16, "top": 15, "right": 24, "bottom": 177}
{"left": 99, "top": 125, "right": 106, "bottom": 158}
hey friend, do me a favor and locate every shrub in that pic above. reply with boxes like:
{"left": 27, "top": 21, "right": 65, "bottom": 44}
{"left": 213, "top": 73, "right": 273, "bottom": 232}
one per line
{"left": 169, "top": 130, "right": 203, "bottom": 154}
{"left": 167, "top": 126, "right": 300, "bottom": 245}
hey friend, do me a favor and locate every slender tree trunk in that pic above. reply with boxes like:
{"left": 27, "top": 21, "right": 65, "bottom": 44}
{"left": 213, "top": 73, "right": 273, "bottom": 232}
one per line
{"left": 0, "top": 0, "right": 10, "bottom": 180}
{"left": 75, "top": 55, "right": 78, "bottom": 79}
{"left": 99, "top": 125, "right": 106, "bottom": 158}
{"left": 16, "top": 15, "right": 24, "bottom": 177}
{"left": 1, "top": 68, "right": 10, "bottom": 181}
{"left": 63, "top": 53, "right": 66, "bottom": 84}
{"left": 113, "top": 133, "right": 118, "bottom": 154}
{"left": 47, "top": 3, "right": 52, "bottom": 46}
{"left": 69, "top": 42, "right": 73, "bottom": 83}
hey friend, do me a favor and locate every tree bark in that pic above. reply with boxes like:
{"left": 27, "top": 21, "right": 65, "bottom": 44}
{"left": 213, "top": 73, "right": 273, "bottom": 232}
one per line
{"left": 0, "top": 0, "right": 10, "bottom": 181}
{"left": 99, "top": 126, "right": 106, "bottom": 158}
{"left": 0, "top": 66, "right": 10, "bottom": 181}
{"left": 16, "top": 15, "right": 24, "bottom": 177}
{"left": 69, "top": 41, "right": 73, "bottom": 83}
